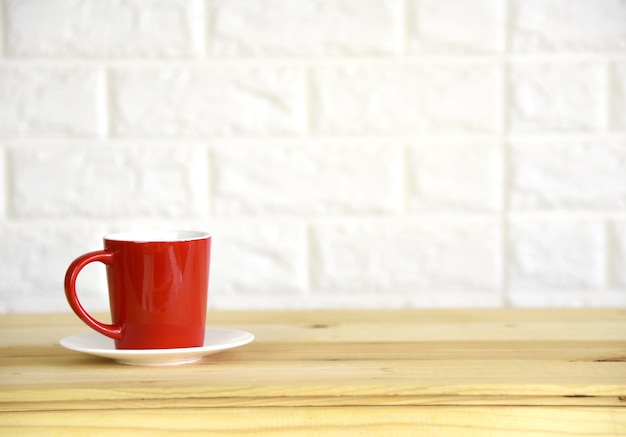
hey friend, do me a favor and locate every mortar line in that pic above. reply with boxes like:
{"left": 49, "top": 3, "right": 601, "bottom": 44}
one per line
{"left": 97, "top": 67, "right": 111, "bottom": 139}
{"left": 500, "top": 0, "right": 511, "bottom": 308}
{"left": 401, "top": 0, "right": 409, "bottom": 56}
{"left": 603, "top": 220, "right": 613, "bottom": 293}
{"left": 605, "top": 62, "right": 615, "bottom": 131}
{"left": 206, "top": 144, "right": 216, "bottom": 219}
{"left": 0, "top": 0, "right": 6, "bottom": 58}
{"left": 304, "top": 223, "right": 315, "bottom": 298}
{"left": 2, "top": 132, "right": 624, "bottom": 145}
{"left": 1, "top": 146, "right": 9, "bottom": 219}
{"left": 202, "top": 0, "right": 211, "bottom": 58}
{"left": 1, "top": 54, "right": 625, "bottom": 68}
{"left": 401, "top": 143, "right": 411, "bottom": 216}
{"left": 304, "top": 68, "right": 314, "bottom": 136}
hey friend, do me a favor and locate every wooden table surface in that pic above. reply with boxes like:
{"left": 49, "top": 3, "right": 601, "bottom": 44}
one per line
{"left": 1, "top": 309, "right": 625, "bottom": 435}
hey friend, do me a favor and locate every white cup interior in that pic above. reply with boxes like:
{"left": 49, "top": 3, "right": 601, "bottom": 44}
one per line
{"left": 105, "top": 230, "right": 210, "bottom": 242}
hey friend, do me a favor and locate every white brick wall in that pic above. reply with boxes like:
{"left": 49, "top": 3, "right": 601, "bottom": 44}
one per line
{"left": 0, "top": 66, "right": 102, "bottom": 135}
{"left": 10, "top": 143, "right": 208, "bottom": 217}
{"left": 6, "top": 0, "right": 205, "bottom": 57}
{"left": 212, "top": 0, "right": 404, "bottom": 56}
{"left": 112, "top": 67, "right": 307, "bottom": 136}
{"left": 312, "top": 63, "right": 501, "bottom": 134}
{"left": 1, "top": 0, "right": 626, "bottom": 313}
{"left": 213, "top": 143, "right": 403, "bottom": 215}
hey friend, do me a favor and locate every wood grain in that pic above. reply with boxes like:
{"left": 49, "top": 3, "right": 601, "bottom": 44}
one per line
{"left": 2, "top": 407, "right": 625, "bottom": 436}
{"left": 0, "top": 309, "right": 625, "bottom": 435}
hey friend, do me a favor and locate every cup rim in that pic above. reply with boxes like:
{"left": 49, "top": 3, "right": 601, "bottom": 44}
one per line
{"left": 104, "top": 230, "right": 211, "bottom": 243}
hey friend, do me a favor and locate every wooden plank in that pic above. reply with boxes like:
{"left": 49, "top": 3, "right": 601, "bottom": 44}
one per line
{"left": 2, "top": 357, "right": 625, "bottom": 408}
{"left": 0, "top": 310, "right": 625, "bottom": 413}
{"left": 3, "top": 308, "right": 626, "bottom": 327}
{"left": 4, "top": 394, "right": 625, "bottom": 412}
{"left": 1, "top": 406, "right": 625, "bottom": 436}
{"left": 2, "top": 339, "right": 625, "bottom": 362}
{"left": 2, "top": 311, "right": 626, "bottom": 345}
{"left": 2, "top": 341, "right": 625, "bottom": 388}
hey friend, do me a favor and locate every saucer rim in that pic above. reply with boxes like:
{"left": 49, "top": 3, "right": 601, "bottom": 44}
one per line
{"left": 59, "top": 327, "right": 254, "bottom": 364}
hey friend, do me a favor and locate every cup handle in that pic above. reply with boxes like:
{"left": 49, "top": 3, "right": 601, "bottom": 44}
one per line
{"left": 64, "top": 250, "right": 122, "bottom": 340}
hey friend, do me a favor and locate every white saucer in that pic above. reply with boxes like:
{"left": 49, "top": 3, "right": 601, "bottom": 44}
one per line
{"left": 60, "top": 327, "right": 254, "bottom": 366}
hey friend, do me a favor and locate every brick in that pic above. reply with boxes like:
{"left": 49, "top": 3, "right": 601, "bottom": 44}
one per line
{"left": 509, "top": 63, "right": 606, "bottom": 132}
{"left": 511, "top": 0, "right": 626, "bottom": 52}
{"left": 407, "top": 141, "right": 502, "bottom": 212}
{"left": 510, "top": 140, "right": 626, "bottom": 210}
{"left": 112, "top": 67, "right": 306, "bottom": 136}
{"left": 5, "top": 0, "right": 204, "bottom": 57}
{"left": 208, "top": 293, "right": 394, "bottom": 310}
{"left": 614, "top": 63, "right": 626, "bottom": 130}
{"left": 507, "top": 220, "right": 605, "bottom": 296}
{"left": 0, "top": 223, "right": 109, "bottom": 313}
{"left": 311, "top": 220, "right": 500, "bottom": 294}
{"left": 212, "top": 144, "right": 403, "bottom": 215}
{"left": 208, "top": 223, "right": 308, "bottom": 300}
{"left": 408, "top": 0, "right": 503, "bottom": 53}
{"left": 0, "top": 67, "right": 101, "bottom": 136}
{"left": 211, "top": 0, "right": 403, "bottom": 56}
{"left": 10, "top": 144, "right": 208, "bottom": 218}
{"left": 312, "top": 63, "right": 500, "bottom": 134}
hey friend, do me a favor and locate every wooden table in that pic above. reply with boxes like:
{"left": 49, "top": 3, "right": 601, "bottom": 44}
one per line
{"left": 1, "top": 309, "right": 625, "bottom": 435}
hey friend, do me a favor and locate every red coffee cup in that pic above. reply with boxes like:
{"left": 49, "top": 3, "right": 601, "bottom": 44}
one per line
{"left": 64, "top": 230, "right": 211, "bottom": 350}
